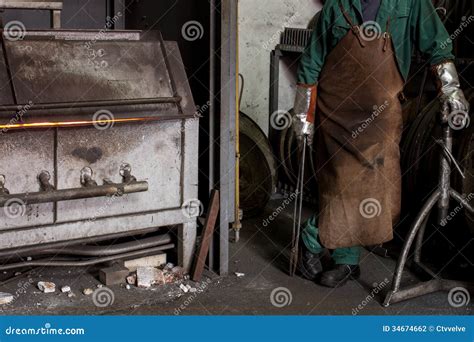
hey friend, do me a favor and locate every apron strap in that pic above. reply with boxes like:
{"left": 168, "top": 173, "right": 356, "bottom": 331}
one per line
{"left": 338, "top": 1, "right": 367, "bottom": 47}
{"left": 383, "top": 17, "right": 391, "bottom": 51}
{"left": 338, "top": 1, "right": 356, "bottom": 28}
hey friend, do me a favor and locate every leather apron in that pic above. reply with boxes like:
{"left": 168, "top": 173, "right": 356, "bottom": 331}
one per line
{"left": 316, "top": 3, "right": 404, "bottom": 249}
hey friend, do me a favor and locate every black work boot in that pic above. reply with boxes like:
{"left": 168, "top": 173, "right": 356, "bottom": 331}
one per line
{"left": 297, "top": 238, "right": 324, "bottom": 280}
{"left": 319, "top": 264, "right": 360, "bottom": 288}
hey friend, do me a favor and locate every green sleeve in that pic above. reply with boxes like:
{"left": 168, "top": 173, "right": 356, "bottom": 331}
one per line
{"left": 297, "top": 7, "right": 330, "bottom": 85}
{"left": 410, "top": 0, "right": 454, "bottom": 65}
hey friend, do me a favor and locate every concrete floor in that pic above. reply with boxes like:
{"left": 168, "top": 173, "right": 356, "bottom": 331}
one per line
{"left": 0, "top": 199, "right": 472, "bottom": 315}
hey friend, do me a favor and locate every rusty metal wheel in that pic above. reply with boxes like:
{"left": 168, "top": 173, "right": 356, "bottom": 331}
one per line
{"left": 239, "top": 112, "right": 277, "bottom": 218}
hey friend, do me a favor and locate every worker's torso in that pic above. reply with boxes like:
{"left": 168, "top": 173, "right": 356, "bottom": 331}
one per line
{"left": 326, "top": 0, "right": 413, "bottom": 79}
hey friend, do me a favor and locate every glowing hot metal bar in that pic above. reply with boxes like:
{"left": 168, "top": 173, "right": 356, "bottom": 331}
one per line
{"left": 0, "top": 117, "right": 170, "bottom": 130}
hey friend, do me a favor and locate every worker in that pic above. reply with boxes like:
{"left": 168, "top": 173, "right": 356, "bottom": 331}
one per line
{"left": 293, "top": 0, "right": 470, "bottom": 288}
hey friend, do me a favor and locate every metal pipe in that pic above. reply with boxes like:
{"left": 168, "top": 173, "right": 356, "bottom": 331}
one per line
{"left": 208, "top": 0, "right": 216, "bottom": 270}
{"left": 0, "top": 244, "right": 174, "bottom": 271}
{"left": 450, "top": 189, "right": 474, "bottom": 214}
{"left": 414, "top": 216, "right": 429, "bottom": 264}
{"left": 438, "top": 125, "right": 452, "bottom": 223}
{"left": 384, "top": 279, "right": 474, "bottom": 305}
{"left": 0, "top": 97, "right": 181, "bottom": 113}
{"left": 384, "top": 190, "right": 440, "bottom": 306}
{"left": 232, "top": 3, "right": 241, "bottom": 243}
{"left": 209, "top": 0, "right": 216, "bottom": 193}
{"left": 0, "top": 226, "right": 162, "bottom": 258}
{"left": 392, "top": 191, "right": 440, "bottom": 292}
{"left": 40, "top": 234, "right": 172, "bottom": 257}
{"left": 0, "top": 2, "right": 63, "bottom": 10}
{"left": 0, "top": 181, "right": 148, "bottom": 207}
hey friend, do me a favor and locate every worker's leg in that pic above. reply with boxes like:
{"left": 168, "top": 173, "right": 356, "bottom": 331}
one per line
{"left": 299, "top": 214, "right": 324, "bottom": 280}
{"left": 301, "top": 214, "right": 324, "bottom": 254}
{"left": 300, "top": 214, "right": 362, "bottom": 286}
{"left": 332, "top": 246, "right": 361, "bottom": 266}
{"left": 320, "top": 247, "right": 361, "bottom": 288}
{"left": 302, "top": 215, "right": 361, "bottom": 263}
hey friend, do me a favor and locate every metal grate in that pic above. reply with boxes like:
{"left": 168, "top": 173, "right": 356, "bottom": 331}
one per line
{"left": 278, "top": 27, "right": 313, "bottom": 52}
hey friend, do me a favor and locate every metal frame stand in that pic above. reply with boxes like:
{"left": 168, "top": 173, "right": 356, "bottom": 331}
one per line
{"left": 384, "top": 113, "right": 474, "bottom": 306}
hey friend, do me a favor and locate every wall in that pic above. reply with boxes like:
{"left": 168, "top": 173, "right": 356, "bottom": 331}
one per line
{"left": 1, "top": 0, "right": 125, "bottom": 29}
{"left": 124, "top": 0, "right": 212, "bottom": 205}
{"left": 238, "top": 0, "right": 322, "bottom": 134}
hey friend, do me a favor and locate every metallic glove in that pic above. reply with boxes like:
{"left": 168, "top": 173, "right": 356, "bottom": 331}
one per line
{"left": 292, "top": 84, "right": 317, "bottom": 146}
{"left": 433, "top": 61, "right": 470, "bottom": 128}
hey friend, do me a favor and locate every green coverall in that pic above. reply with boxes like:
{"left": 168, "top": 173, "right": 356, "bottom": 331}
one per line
{"left": 298, "top": 0, "right": 455, "bottom": 265}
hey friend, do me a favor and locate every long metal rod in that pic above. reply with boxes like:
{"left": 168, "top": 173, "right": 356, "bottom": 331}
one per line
{"left": 438, "top": 125, "right": 452, "bottom": 223}
{"left": 232, "top": 2, "right": 241, "bottom": 243}
{"left": 290, "top": 137, "right": 306, "bottom": 276}
{"left": 295, "top": 138, "right": 307, "bottom": 244}
{"left": 208, "top": 0, "right": 216, "bottom": 271}
{"left": 385, "top": 279, "right": 474, "bottom": 305}
{"left": 0, "top": 181, "right": 148, "bottom": 207}
{"left": 0, "top": 97, "right": 181, "bottom": 112}
{"left": 0, "top": 244, "right": 175, "bottom": 271}
{"left": 39, "top": 234, "right": 172, "bottom": 257}
{"left": 450, "top": 189, "right": 474, "bottom": 214}
{"left": 290, "top": 171, "right": 301, "bottom": 275}
{"left": 0, "top": 2, "right": 63, "bottom": 10}
{"left": 0, "top": 226, "right": 162, "bottom": 258}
